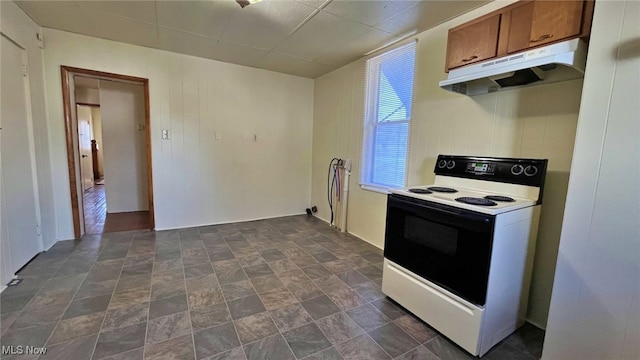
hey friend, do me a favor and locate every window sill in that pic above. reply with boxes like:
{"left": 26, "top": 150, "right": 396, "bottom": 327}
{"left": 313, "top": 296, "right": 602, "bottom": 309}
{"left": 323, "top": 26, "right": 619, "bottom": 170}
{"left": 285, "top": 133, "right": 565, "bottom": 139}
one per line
{"left": 360, "top": 184, "right": 391, "bottom": 195}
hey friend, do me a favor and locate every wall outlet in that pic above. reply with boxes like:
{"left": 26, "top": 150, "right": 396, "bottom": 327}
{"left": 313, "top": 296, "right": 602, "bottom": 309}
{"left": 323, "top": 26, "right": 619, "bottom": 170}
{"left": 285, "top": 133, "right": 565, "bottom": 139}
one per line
{"left": 253, "top": 134, "right": 258, "bottom": 142}
{"left": 162, "top": 129, "right": 170, "bottom": 140}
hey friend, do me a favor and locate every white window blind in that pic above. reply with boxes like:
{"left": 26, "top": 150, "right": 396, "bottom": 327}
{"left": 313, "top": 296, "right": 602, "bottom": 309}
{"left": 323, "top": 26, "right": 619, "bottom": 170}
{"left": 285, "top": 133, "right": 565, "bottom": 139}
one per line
{"left": 361, "top": 41, "right": 416, "bottom": 190}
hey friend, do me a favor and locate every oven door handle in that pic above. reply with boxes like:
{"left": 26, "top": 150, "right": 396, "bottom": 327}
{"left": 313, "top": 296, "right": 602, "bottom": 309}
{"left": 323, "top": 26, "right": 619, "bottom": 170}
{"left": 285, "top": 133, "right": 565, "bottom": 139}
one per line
{"left": 391, "top": 195, "right": 492, "bottom": 223}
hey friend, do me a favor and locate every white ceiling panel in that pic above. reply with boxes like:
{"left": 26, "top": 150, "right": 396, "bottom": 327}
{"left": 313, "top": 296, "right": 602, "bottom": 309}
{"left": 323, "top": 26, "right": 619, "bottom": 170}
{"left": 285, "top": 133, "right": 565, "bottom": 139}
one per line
{"left": 157, "top": 27, "right": 218, "bottom": 60}
{"left": 323, "top": 0, "right": 418, "bottom": 26}
{"left": 14, "top": 1, "right": 94, "bottom": 34}
{"left": 84, "top": 10, "right": 159, "bottom": 49}
{"left": 275, "top": 10, "right": 370, "bottom": 61}
{"left": 315, "top": 28, "right": 399, "bottom": 66}
{"left": 76, "top": 1, "right": 157, "bottom": 24}
{"left": 262, "top": 52, "right": 334, "bottom": 78}
{"left": 156, "top": 0, "right": 237, "bottom": 39}
{"left": 16, "top": 0, "right": 491, "bottom": 78}
{"left": 221, "top": 0, "right": 315, "bottom": 50}
{"left": 211, "top": 41, "right": 269, "bottom": 69}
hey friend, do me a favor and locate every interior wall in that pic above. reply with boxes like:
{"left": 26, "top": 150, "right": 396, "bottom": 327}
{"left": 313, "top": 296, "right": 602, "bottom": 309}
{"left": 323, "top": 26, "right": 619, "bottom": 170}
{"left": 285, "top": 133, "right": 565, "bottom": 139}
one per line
{"left": 99, "top": 81, "right": 148, "bottom": 213}
{"left": 75, "top": 87, "right": 100, "bottom": 105}
{"left": 0, "top": 1, "right": 56, "bottom": 249}
{"left": 542, "top": 1, "right": 640, "bottom": 359}
{"left": 311, "top": 0, "right": 582, "bottom": 328}
{"left": 92, "top": 107, "right": 104, "bottom": 178}
{"left": 42, "top": 28, "right": 314, "bottom": 235}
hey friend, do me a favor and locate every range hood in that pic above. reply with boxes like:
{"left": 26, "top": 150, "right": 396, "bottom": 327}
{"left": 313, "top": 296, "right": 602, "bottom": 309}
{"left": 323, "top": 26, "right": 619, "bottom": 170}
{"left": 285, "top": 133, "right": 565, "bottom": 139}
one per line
{"left": 439, "top": 39, "right": 588, "bottom": 96}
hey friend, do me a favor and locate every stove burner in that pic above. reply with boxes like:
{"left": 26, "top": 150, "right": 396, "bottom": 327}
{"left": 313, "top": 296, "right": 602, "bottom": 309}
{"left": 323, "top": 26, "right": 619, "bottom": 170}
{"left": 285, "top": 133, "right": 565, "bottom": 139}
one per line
{"left": 408, "top": 188, "right": 432, "bottom": 194}
{"left": 428, "top": 186, "right": 458, "bottom": 193}
{"left": 485, "top": 195, "right": 515, "bottom": 202}
{"left": 455, "top": 197, "right": 498, "bottom": 206}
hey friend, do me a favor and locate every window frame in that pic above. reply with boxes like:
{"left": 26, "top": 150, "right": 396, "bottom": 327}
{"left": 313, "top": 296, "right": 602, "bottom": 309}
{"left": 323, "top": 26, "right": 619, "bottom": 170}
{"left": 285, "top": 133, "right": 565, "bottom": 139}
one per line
{"left": 360, "top": 41, "right": 417, "bottom": 192}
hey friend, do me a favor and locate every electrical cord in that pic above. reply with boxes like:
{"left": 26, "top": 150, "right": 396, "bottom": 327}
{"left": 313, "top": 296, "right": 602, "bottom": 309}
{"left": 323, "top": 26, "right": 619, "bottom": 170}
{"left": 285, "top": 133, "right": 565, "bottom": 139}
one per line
{"left": 327, "top": 158, "right": 340, "bottom": 225}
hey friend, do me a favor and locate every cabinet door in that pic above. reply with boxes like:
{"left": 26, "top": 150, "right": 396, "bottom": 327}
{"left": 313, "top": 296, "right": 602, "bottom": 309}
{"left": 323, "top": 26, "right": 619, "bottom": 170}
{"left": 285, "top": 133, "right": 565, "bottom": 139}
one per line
{"left": 446, "top": 14, "right": 501, "bottom": 70}
{"left": 508, "top": 0, "right": 584, "bottom": 53}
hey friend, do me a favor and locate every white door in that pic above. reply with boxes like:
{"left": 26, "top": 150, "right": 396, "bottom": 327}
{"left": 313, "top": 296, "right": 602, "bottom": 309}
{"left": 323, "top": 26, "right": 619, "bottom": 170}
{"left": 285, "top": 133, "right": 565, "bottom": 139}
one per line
{"left": 0, "top": 34, "right": 41, "bottom": 282}
{"left": 77, "top": 105, "right": 94, "bottom": 192}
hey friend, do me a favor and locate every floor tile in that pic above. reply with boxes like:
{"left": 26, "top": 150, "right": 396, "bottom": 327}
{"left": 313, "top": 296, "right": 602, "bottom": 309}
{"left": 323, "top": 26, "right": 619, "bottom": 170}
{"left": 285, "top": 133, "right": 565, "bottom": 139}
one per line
{"left": 190, "top": 303, "right": 232, "bottom": 332}
{"left": 267, "top": 259, "right": 299, "bottom": 274}
{"left": 336, "top": 271, "right": 369, "bottom": 287}
{"left": 62, "top": 294, "right": 111, "bottom": 319}
{"left": 394, "top": 315, "right": 438, "bottom": 344}
{"left": 146, "top": 311, "right": 191, "bottom": 344}
{"left": 335, "top": 334, "right": 390, "bottom": 360}
{"left": 367, "top": 322, "right": 419, "bottom": 357}
{"left": 1, "top": 312, "right": 19, "bottom": 336}
{"left": 251, "top": 275, "right": 284, "bottom": 293}
{"left": 1, "top": 323, "right": 56, "bottom": 348}
{"left": 74, "top": 279, "right": 117, "bottom": 300}
{"left": 288, "top": 281, "right": 324, "bottom": 302}
{"left": 184, "top": 263, "right": 214, "bottom": 279}
{"left": 205, "top": 347, "right": 245, "bottom": 360}
{"left": 351, "top": 282, "right": 385, "bottom": 302}
{"left": 121, "top": 263, "right": 153, "bottom": 277}
{"left": 346, "top": 304, "right": 390, "bottom": 331}
{"left": 260, "top": 249, "right": 287, "bottom": 262}
{"left": 150, "top": 279, "right": 186, "bottom": 301}
{"left": 424, "top": 336, "right": 474, "bottom": 360}
{"left": 277, "top": 270, "right": 311, "bottom": 287}
{"left": 92, "top": 322, "right": 147, "bottom": 359}
{"left": 149, "top": 294, "right": 189, "bottom": 319}
{"left": 8, "top": 303, "right": 67, "bottom": 329}
{"left": 153, "top": 259, "right": 183, "bottom": 273}
{"left": 0, "top": 294, "right": 35, "bottom": 314}
{"left": 395, "top": 345, "right": 440, "bottom": 360}
{"left": 188, "top": 286, "right": 225, "bottom": 309}
{"left": 123, "top": 254, "right": 155, "bottom": 267}
{"left": 109, "top": 287, "right": 150, "bottom": 309}
{"left": 323, "top": 260, "right": 353, "bottom": 274}
{"left": 227, "top": 295, "right": 266, "bottom": 320}
{"left": 115, "top": 274, "right": 151, "bottom": 293}
{"left": 258, "top": 287, "right": 298, "bottom": 311}
{"left": 301, "top": 295, "right": 341, "bottom": 320}
{"left": 107, "top": 347, "right": 144, "bottom": 360}
{"left": 355, "top": 265, "right": 382, "bottom": 280}
{"left": 282, "top": 322, "right": 331, "bottom": 358}
{"left": 315, "top": 312, "right": 364, "bottom": 345}
{"left": 48, "top": 311, "right": 104, "bottom": 344}
{"left": 234, "top": 312, "right": 278, "bottom": 344}
{"left": 325, "top": 288, "right": 367, "bottom": 311}
{"left": 314, "top": 276, "right": 350, "bottom": 293}
{"left": 209, "top": 251, "right": 236, "bottom": 262}
{"left": 221, "top": 280, "right": 256, "bottom": 301}
{"left": 243, "top": 264, "right": 274, "bottom": 279}
{"left": 144, "top": 334, "right": 194, "bottom": 360}
{"left": 370, "top": 298, "right": 408, "bottom": 320}
{"left": 152, "top": 269, "right": 184, "bottom": 284}
{"left": 194, "top": 322, "right": 240, "bottom": 359}
{"left": 216, "top": 267, "right": 248, "bottom": 285}
{"left": 40, "top": 334, "right": 97, "bottom": 360}
{"left": 28, "top": 289, "right": 75, "bottom": 308}
{"left": 302, "top": 265, "right": 332, "bottom": 280}
{"left": 102, "top": 303, "right": 149, "bottom": 332}
{"left": 237, "top": 254, "right": 266, "bottom": 267}
{"left": 304, "top": 347, "right": 344, "bottom": 360}
{"left": 312, "top": 251, "right": 338, "bottom": 263}
{"left": 269, "top": 303, "right": 313, "bottom": 331}
{"left": 243, "top": 334, "right": 295, "bottom": 360}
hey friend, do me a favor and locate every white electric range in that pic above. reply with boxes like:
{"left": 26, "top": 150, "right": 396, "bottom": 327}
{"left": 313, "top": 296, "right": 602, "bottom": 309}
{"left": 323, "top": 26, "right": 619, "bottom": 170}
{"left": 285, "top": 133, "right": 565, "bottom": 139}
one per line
{"left": 382, "top": 155, "right": 547, "bottom": 357}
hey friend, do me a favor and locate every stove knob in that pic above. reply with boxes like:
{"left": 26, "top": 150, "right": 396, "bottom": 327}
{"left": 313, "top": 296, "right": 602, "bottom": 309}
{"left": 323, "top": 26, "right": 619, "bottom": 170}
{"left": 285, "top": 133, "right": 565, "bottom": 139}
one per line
{"left": 438, "top": 159, "right": 447, "bottom": 168}
{"left": 446, "top": 160, "right": 456, "bottom": 169}
{"left": 511, "top": 164, "right": 524, "bottom": 175}
{"left": 524, "top": 165, "right": 538, "bottom": 176}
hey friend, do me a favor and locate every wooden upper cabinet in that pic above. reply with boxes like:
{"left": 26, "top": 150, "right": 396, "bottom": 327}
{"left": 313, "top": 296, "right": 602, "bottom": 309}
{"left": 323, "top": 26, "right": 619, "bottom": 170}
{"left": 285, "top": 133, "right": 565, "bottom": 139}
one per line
{"left": 446, "top": 14, "right": 501, "bottom": 70}
{"left": 507, "top": 0, "right": 585, "bottom": 53}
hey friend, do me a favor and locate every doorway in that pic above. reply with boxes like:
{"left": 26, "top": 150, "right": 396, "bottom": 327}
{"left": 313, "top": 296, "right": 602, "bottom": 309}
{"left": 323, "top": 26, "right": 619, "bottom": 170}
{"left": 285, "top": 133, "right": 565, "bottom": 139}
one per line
{"left": 61, "top": 67, "right": 154, "bottom": 238}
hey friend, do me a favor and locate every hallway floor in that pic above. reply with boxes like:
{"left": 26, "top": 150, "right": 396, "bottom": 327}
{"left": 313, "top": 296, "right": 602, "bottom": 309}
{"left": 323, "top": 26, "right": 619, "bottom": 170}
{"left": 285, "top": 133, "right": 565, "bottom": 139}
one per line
{"left": 0, "top": 216, "right": 544, "bottom": 360}
{"left": 83, "top": 184, "right": 150, "bottom": 235}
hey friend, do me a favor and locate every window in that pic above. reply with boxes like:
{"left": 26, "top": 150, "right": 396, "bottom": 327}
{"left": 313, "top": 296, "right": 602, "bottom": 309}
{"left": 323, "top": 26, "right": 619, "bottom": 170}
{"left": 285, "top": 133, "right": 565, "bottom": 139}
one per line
{"left": 361, "top": 41, "right": 416, "bottom": 190}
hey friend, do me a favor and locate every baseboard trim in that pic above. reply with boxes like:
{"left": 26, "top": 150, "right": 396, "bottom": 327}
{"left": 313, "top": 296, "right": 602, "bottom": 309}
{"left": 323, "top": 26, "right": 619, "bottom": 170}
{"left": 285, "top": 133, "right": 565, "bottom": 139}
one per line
{"left": 155, "top": 212, "right": 307, "bottom": 231}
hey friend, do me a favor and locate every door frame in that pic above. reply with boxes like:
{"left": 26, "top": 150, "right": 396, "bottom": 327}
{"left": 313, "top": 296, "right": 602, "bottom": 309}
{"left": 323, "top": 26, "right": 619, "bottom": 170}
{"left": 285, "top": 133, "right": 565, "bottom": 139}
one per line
{"left": 61, "top": 66, "right": 155, "bottom": 238}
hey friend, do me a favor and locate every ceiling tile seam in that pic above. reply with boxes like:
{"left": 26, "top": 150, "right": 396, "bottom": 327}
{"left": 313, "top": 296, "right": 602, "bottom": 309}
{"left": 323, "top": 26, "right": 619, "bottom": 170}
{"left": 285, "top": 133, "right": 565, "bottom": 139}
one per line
{"left": 264, "top": 0, "right": 333, "bottom": 56}
{"left": 155, "top": 25, "right": 221, "bottom": 42}
{"left": 75, "top": 5, "right": 158, "bottom": 28}
{"left": 372, "top": 3, "right": 421, "bottom": 37}
{"left": 154, "top": 0, "right": 160, "bottom": 38}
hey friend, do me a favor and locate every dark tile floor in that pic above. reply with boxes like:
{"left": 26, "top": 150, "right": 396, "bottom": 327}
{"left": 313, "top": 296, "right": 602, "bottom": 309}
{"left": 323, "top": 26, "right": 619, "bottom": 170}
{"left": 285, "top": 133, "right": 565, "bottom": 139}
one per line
{"left": 0, "top": 216, "right": 544, "bottom": 360}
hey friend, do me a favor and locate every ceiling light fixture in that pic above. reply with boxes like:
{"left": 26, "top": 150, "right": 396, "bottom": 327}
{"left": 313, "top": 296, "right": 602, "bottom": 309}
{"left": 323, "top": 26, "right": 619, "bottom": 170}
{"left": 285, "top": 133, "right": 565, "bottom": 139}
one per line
{"left": 236, "top": 0, "right": 263, "bottom": 8}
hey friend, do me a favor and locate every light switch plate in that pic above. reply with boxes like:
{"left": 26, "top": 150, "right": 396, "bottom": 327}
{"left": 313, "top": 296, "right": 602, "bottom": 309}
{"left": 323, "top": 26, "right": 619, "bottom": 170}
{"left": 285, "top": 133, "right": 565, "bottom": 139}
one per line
{"left": 162, "top": 129, "right": 170, "bottom": 140}
{"left": 215, "top": 131, "right": 222, "bottom": 140}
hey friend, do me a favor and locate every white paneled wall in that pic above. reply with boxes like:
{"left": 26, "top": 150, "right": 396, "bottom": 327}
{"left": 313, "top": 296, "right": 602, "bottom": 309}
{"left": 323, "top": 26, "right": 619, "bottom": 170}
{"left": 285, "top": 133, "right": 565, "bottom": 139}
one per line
{"left": 42, "top": 29, "right": 314, "bottom": 236}
{"left": 311, "top": 0, "right": 582, "bottom": 328}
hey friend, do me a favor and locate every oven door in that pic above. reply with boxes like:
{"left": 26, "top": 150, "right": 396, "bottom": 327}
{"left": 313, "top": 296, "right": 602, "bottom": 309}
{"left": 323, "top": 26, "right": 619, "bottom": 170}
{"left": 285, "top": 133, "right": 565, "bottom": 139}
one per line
{"left": 384, "top": 194, "right": 495, "bottom": 306}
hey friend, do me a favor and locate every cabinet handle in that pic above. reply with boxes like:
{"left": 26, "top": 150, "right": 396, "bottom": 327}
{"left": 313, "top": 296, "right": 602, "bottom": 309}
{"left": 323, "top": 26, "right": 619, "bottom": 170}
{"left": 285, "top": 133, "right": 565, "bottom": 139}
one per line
{"left": 531, "top": 34, "right": 553, "bottom": 42}
{"left": 462, "top": 55, "right": 478, "bottom": 62}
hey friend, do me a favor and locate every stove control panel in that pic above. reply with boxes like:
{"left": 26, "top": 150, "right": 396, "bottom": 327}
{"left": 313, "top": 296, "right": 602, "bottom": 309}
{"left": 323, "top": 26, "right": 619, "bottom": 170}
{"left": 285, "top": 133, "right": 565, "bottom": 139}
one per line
{"left": 434, "top": 155, "right": 548, "bottom": 187}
